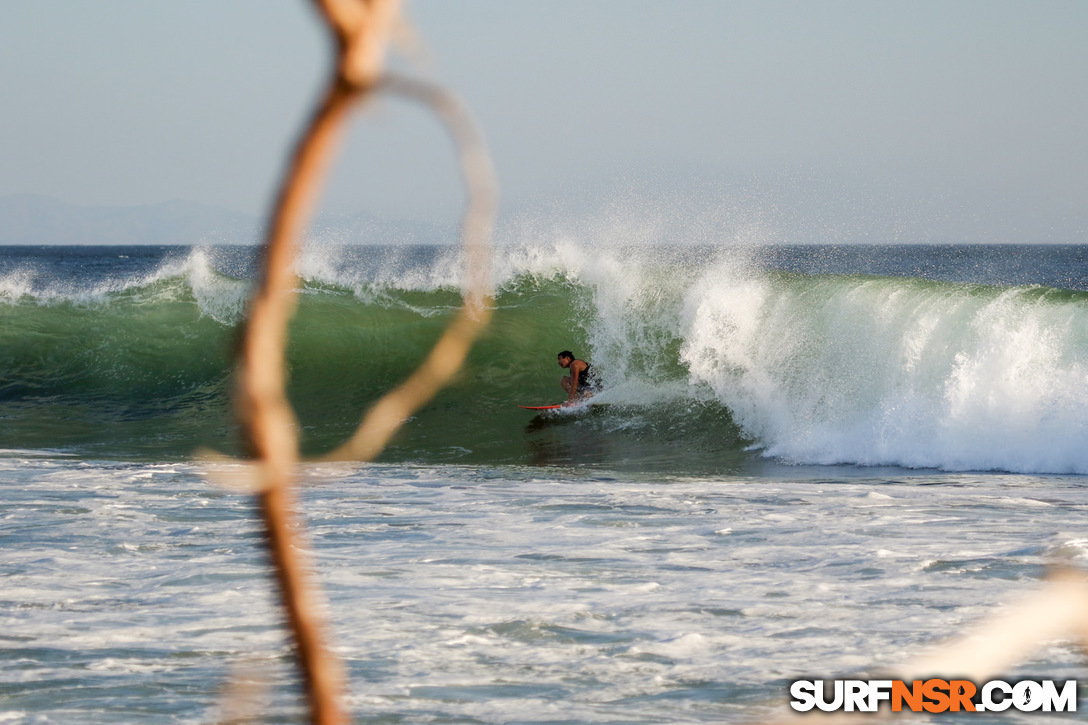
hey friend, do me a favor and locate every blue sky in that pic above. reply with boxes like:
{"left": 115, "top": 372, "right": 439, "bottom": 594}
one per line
{"left": 1, "top": 1, "right": 1085, "bottom": 243}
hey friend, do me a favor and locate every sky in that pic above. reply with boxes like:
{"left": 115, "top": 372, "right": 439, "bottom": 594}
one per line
{"left": 1, "top": 1, "right": 1085, "bottom": 244}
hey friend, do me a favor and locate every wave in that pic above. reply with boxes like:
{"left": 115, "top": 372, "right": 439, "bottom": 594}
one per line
{"left": 2, "top": 243, "right": 1087, "bottom": 474}
{"left": 680, "top": 266, "right": 1088, "bottom": 474}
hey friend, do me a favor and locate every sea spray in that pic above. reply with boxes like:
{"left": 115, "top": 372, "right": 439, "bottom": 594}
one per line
{"left": 680, "top": 270, "right": 1088, "bottom": 473}
{"left": 0, "top": 267, "right": 35, "bottom": 302}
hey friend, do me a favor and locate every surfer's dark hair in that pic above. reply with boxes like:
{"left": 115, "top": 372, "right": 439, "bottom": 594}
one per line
{"left": 557, "top": 350, "right": 574, "bottom": 360}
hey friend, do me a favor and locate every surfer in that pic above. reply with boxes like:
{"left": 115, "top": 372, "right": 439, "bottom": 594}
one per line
{"left": 558, "top": 350, "right": 600, "bottom": 404}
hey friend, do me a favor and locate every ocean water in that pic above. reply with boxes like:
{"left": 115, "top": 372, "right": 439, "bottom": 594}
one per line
{"left": 2, "top": 242, "right": 1088, "bottom": 723}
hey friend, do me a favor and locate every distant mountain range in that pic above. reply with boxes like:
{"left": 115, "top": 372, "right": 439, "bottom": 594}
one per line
{"left": 0, "top": 194, "right": 451, "bottom": 245}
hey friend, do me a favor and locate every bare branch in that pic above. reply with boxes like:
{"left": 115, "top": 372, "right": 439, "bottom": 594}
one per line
{"left": 227, "top": 2, "right": 495, "bottom": 723}
{"left": 324, "top": 74, "right": 497, "bottom": 462}
{"left": 313, "top": 0, "right": 400, "bottom": 87}
{"left": 899, "top": 568, "right": 1088, "bottom": 682}
{"left": 232, "top": 2, "right": 404, "bottom": 723}
{"left": 758, "top": 569, "right": 1088, "bottom": 724}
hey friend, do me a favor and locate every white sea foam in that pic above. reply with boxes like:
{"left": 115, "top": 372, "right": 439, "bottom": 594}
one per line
{"left": 0, "top": 246, "right": 250, "bottom": 322}
{"left": 298, "top": 242, "right": 463, "bottom": 294}
{"left": 3, "top": 456, "right": 1087, "bottom": 722}
{"left": 178, "top": 247, "right": 250, "bottom": 323}
{"left": 0, "top": 268, "right": 36, "bottom": 302}
{"left": 678, "top": 263, "right": 1088, "bottom": 474}
{"left": 490, "top": 237, "right": 1088, "bottom": 474}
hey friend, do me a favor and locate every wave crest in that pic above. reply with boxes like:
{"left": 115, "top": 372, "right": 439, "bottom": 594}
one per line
{"left": 680, "top": 270, "right": 1088, "bottom": 473}
{"left": 4, "top": 243, "right": 1088, "bottom": 473}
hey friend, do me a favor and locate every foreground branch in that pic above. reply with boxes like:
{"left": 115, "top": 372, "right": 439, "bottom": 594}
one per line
{"left": 229, "top": 2, "right": 495, "bottom": 723}
{"left": 234, "top": 3, "right": 396, "bottom": 724}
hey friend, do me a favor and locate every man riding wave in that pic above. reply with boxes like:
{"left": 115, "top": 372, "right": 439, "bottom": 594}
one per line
{"left": 557, "top": 350, "right": 600, "bottom": 404}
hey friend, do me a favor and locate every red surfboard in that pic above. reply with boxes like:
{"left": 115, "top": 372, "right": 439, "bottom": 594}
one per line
{"left": 518, "top": 404, "right": 564, "bottom": 410}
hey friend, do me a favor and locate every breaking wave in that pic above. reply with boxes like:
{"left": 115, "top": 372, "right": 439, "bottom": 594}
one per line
{"left": 2, "top": 243, "right": 1087, "bottom": 474}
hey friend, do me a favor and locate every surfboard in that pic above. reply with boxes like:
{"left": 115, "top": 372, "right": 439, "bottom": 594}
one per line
{"left": 518, "top": 400, "right": 603, "bottom": 411}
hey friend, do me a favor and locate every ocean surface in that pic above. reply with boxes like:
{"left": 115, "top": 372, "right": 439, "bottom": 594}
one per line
{"left": 2, "top": 242, "right": 1088, "bottom": 722}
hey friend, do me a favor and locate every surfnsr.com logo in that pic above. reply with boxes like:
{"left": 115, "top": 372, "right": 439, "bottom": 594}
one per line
{"left": 789, "top": 679, "right": 1078, "bottom": 713}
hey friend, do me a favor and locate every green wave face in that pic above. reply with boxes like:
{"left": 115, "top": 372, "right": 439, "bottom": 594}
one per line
{"left": 0, "top": 282, "right": 239, "bottom": 456}
{"left": 283, "top": 279, "right": 748, "bottom": 472}
{"left": 0, "top": 254, "right": 743, "bottom": 470}
{"left": 4, "top": 244, "right": 1088, "bottom": 474}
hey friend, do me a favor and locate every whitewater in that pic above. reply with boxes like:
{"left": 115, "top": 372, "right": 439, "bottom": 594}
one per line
{"left": 2, "top": 241, "right": 1088, "bottom": 722}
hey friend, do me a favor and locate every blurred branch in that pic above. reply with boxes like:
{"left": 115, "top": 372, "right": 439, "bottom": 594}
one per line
{"left": 213, "top": 662, "right": 268, "bottom": 725}
{"left": 226, "top": 0, "right": 497, "bottom": 721}
{"left": 238, "top": 68, "right": 354, "bottom": 725}
{"left": 230, "top": 1, "right": 404, "bottom": 724}
{"left": 761, "top": 568, "right": 1088, "bottom": 724}
{"left": 324, "top": 73, "right": 496, "bottom": 462}
{"left": 899, "top": 567, "right": 1088, "bottom": 682}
